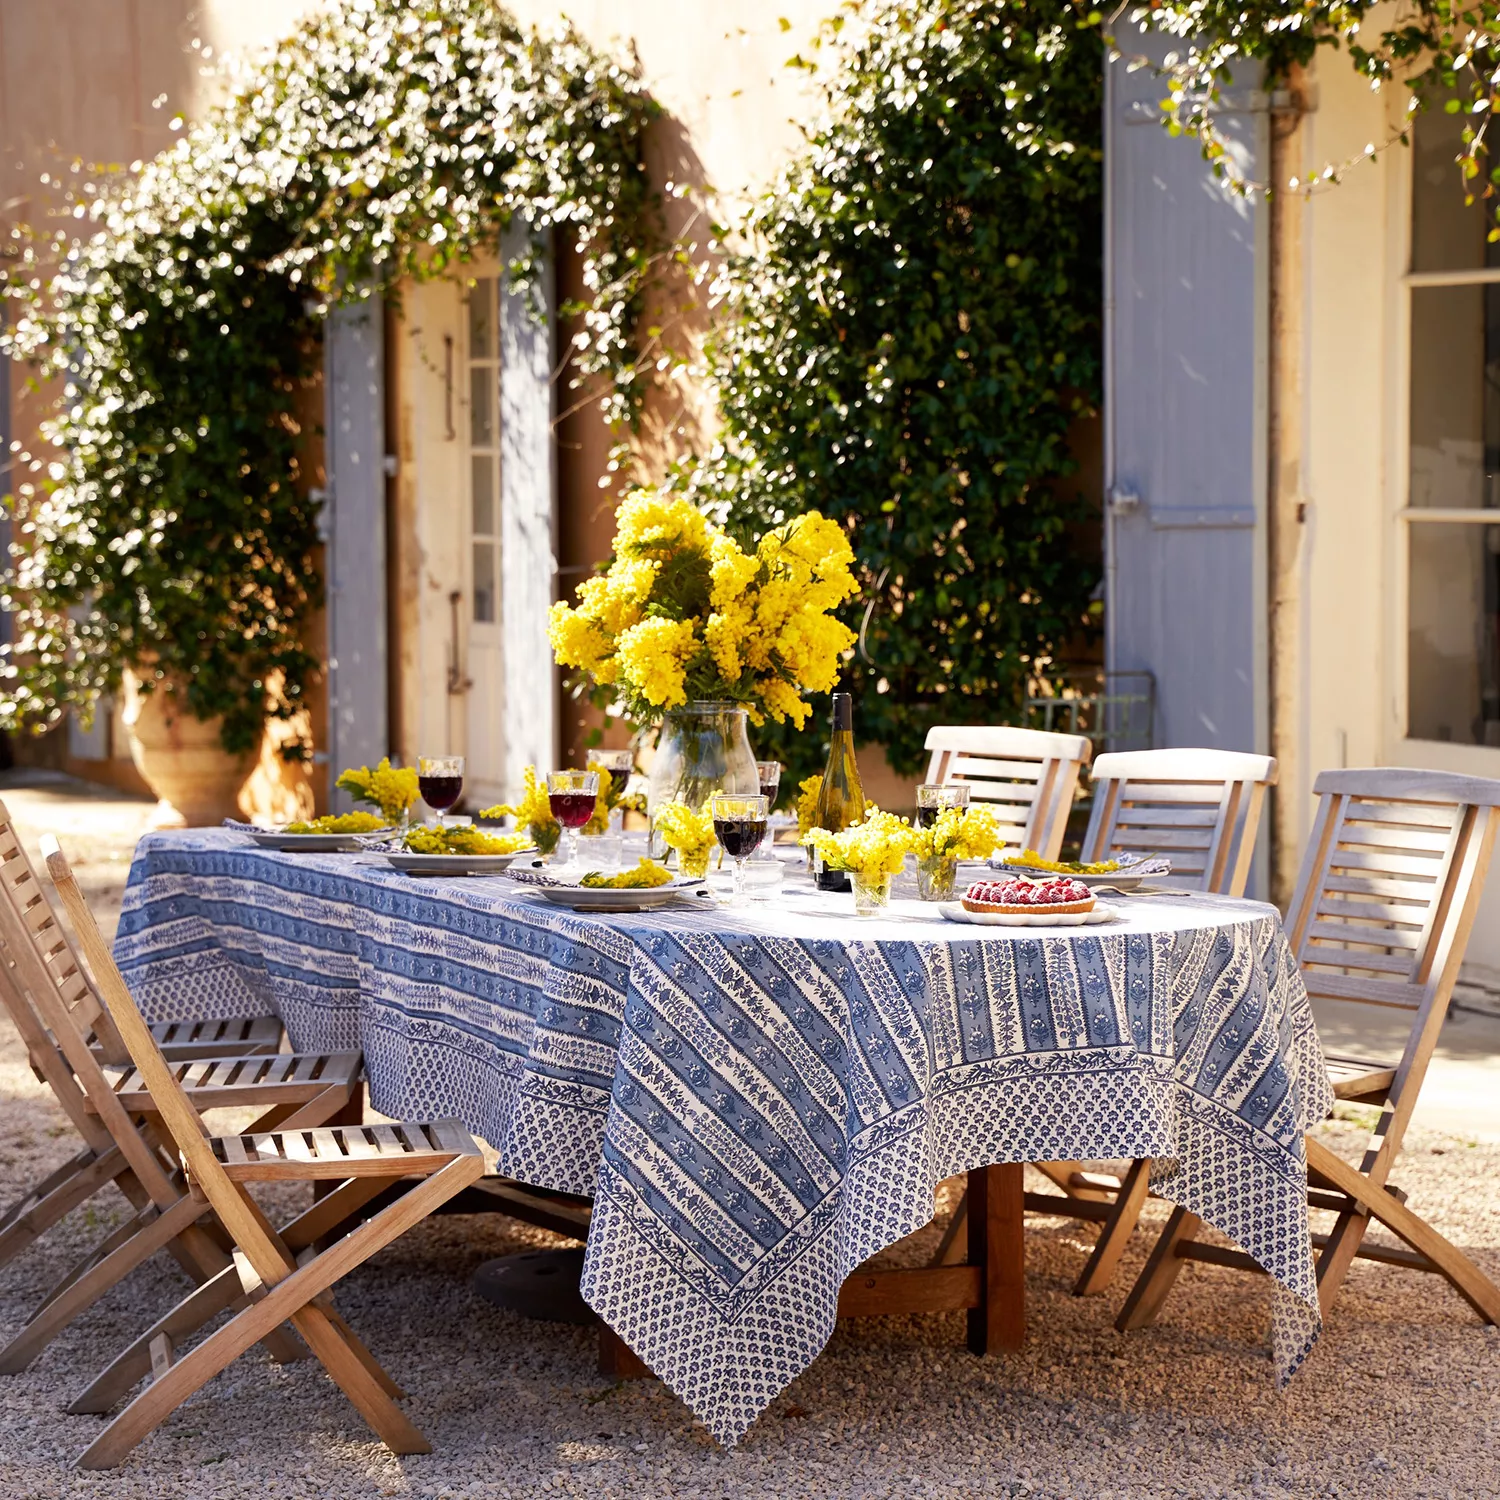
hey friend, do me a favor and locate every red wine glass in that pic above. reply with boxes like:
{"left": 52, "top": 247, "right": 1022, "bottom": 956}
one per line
{"left": 418, "top": 755, "right": 465, "bottom": 824}
{"left": 711, "top": 793, "right": 768, "bottom": 905}
{"left": 547, "top": 769, "right": 600, "bottom": 872}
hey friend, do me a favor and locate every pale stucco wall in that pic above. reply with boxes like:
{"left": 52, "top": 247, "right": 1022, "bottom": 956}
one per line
{"left": 1291, "top": 52, "right": 1500, "bottom": 987}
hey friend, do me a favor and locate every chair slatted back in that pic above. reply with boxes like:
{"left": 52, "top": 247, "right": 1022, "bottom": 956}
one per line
{"left": 43, "top": 838, "right": 293, "bottom": 1286}
{"left": 0, "top": 818, "right": 181, "bottom": 1202}
{"left": 922, "top": 726, "right": 1091, "bottom": 862}
{"left": 1283, "top": 768, "right": 1500, "bottom": 1175}
{"left": 0, "top": 804, "right": 129, "bottom": 1066}
{"left": 1080, "top": 748, "right": 1278, "bottom": 895}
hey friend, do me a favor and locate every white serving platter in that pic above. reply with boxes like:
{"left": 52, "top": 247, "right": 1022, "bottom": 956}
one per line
{"left": 381, "top": 850, "right": 535, "bottom": 877}
{"left": 245, "top": 828, "right": 397, "bottom": 853}
{"left": 938, "top": 902, "right": 1119, "bottom": 928}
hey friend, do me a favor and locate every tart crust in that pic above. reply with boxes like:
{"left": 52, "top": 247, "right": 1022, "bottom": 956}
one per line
{"left": 959, "top": 894, "right": 1096, "bottom": 916}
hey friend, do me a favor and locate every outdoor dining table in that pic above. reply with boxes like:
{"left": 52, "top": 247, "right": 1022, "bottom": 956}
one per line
{"left": 114, "top": 830, "right": 1333, "bottom": 1447}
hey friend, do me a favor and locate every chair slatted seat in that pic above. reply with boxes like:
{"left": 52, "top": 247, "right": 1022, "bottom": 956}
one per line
{"left": 1117, "top": 767, "right": 1500, "bottom": 1335}
{"left": 922, "top": 726, "right": 1091, "bottom": 863}
{"left": 1014, "top": 748, "right": 1278, "bottom": 1296}
{"left": 42, "top": 837, "right": 485, "bottom": 1469}
{"left": 0, "top": 805, "right": 362, "bottom": 1374}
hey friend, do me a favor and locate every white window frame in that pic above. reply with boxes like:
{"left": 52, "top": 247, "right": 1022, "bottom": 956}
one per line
{"left": 1390, "top": 120, "right": 1500, "bottom": 777}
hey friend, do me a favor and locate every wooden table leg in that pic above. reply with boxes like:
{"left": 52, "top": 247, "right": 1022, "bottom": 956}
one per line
{"left": 966, "top": 1161, "right": 1024, "bottom": 1354}
{"left": 598, "top": 1323, "right": 652, "bottom": 1381}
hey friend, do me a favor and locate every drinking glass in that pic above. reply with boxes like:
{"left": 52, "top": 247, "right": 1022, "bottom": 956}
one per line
{"left": 418, "top": 755, "right": 465, "bottom": 824}
{"left": 547, "top": 769, "right": 600, "bottom": 872}
{"left": 915, "top": 781, "right": 970, "bottom": 828}
{"left": 712, "top": 793, "right": 768, "bottom": 905}
{"left": 756, "top": 760, "right": 782, "bottom": 808}
{"left": 594, "top": 749, "right": 635, "bottom": 832}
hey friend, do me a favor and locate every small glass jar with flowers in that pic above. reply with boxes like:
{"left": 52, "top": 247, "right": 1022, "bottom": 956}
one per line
{"left": 911, "top": 804, "right": 1003, "bottom": 901}
{"left": 804, "top": 809, "right": 915, "bottom": 915}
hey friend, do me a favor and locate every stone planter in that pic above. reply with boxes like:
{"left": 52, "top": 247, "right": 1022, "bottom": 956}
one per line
{"left": 121, "top": 668, "right": 256, "bottom": 827}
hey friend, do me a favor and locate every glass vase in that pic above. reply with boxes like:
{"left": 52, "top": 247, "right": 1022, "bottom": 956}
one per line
{"left": 852, "top": 870, "right": 892, "bottom": 916}
{"left": 647, "top": 701, "right": 759, "bottom": 857}
{"left": 916, "top": 854, "right": 957, "bottom": 902}
{"left": 676, "top": 846, "right": 713, "bottom": 880}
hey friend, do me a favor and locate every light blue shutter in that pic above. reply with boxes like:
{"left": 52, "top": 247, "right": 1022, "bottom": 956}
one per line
{"left": 323, "top": 294, "right": 388, "bottom": 806}
{"left": 1104, "top": 29, "right": 1269, "bottom": 764}
{"left": 498, "top": 226, "right": 558, "bottom": 789}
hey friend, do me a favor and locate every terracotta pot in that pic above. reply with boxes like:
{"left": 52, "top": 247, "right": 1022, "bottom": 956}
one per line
{"left": 121, "top": 668, "right": 257, "bottom": 827}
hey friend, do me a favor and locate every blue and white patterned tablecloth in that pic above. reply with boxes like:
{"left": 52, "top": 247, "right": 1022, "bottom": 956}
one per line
{"left": 116, "top": 831, "right": 1332, "bottom": 1446}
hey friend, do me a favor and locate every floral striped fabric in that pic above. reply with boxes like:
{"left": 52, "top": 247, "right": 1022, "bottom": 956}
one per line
{"left": 117, "top": 832, "right": 1331, "bottom": 1447}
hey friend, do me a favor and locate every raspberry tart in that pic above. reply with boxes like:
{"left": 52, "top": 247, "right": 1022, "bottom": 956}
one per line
{"left": 960, "top": 876, "right": 1096, "bottom": 917}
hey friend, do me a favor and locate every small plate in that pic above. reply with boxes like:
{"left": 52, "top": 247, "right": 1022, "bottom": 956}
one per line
{"left": 382, "top": 850, "right": 534, "bottom": 877}
{"left": 938, "top": 902, "right": 1119, "bottom": 928}
{"left": 986, "top": 854, "right": 1170, "bottom": 893}
{"left": 245, "top": 829, "right": 397, "bottom": 853}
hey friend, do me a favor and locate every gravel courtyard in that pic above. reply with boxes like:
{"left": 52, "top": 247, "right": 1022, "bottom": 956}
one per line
{"left": 0, "top": 775, "right": 1495, "bottom": 1499}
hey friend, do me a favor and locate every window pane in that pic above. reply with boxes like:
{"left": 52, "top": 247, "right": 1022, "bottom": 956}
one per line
{"left": 1409, "top": 284, "right": 1500, "bottom": 509}
{"left": 470, "top": 366, "right": 494, "bottom": 448}
{"left": 467, "top": 278, "right": 494, "bottom": 359}
{"left": 1408, "top": 521, "right": 1500, "bottom": 745}
{"left": 471, "top": 454, "right": 495, "bottom": 536}
{"left": 1411, "top": 107, "right": 1500, "bottom": 274}
{"left": 472, "top": 541, "right": 497, "bottom": 624}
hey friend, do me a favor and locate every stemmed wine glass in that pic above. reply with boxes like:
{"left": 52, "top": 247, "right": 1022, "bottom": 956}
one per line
{"left": 756, "top": 760, "right": 782, "bottom": 808}
{"left": 711, "top": 793, "right": 768, "bottom": 905}
{"left": 593, "top": 749, "right": 635, "bottom": 833}
{"left": 418, "top": 755, "right": 465, "bottom": 825}
{"left": 547, "top": 769, "right": 600, "bottom": 873}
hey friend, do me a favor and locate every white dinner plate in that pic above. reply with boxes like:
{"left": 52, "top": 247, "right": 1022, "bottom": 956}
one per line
{"left": 986, "top": 854, "right": 1172, "bottom": 892}
{"left": 535, "top": 881, "right": 711, "bottom": 912}
{"left": 382, "top": 850, "right": 534, "bottom": 876}
{"left": 245, "top": 828, "right": 397, "bottom": 853}
{"left": 938, "top": 902, "right": 1119, "bottom": 928}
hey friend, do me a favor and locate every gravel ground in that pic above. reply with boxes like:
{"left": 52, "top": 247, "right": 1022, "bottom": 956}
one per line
{"left": 0, "top": 774, "right": 1496, "bottom": 1497}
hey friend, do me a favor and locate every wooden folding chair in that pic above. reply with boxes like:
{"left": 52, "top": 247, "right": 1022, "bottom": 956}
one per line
{"left": 1005, "top": 748, "right": 1277, "bottom": 1294}
{"left": 43, "top": 837, "right": 486, "bottom": 1468}
{"left": 922, "top": 725, "right": 1092, "bottom": 863}
{"left": 1117, "top": 766, "right": 1500, "bottom": 1334}
{"left": 0, "top": 820, "right": 362, "bottom": 1372}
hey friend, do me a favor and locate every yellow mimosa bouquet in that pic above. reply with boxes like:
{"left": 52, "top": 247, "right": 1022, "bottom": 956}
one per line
{"left": 804, "top": 809, "right": 915, "bottom": 879}
{"left": 548, "top": 492, "right": 859, "bottom": 728}
{"left": 911, "top": 805, "right": 1003, "bottom": 863}
{"left": 481, "top": 766, "right": 560, "bottom": 855}
{"left": 335, "top": 758, "right": 419, "bottom": 825}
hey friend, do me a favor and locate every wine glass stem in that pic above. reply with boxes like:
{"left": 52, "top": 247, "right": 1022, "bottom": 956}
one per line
{"left": 732, "top": 857, "right": 747, "bottom": 903}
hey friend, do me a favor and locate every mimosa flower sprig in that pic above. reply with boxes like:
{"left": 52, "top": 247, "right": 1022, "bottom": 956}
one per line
{"left": 481, "top": 767, "right": 560, "bottom": 856}
{"left": 335, "top": 758, "right": 419, "bottom": 825}
{"left": 582, "top": 758, "right": 644, "bottom": 835}
{"left": 795, "top": 775, "right": 824, "bottom": 840}
{"left": 652, "top": 800, "right": 717, "bottom": 878}
{"left": 549, "top": 492, "right": 859, "bottom": 728}
{"left": 912, "top": 805, "right": 1003, "bottom": 864}
{"left": 804, "top": 809, "right": 915, "bottom": 880}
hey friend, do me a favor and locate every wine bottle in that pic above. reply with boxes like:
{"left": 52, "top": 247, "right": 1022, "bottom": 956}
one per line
{"left": 812, "top": 692, "right": 866, "bottom": 892}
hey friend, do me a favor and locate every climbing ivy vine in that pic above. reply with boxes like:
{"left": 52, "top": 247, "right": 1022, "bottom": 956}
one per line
{"left": 674, "top": 0, "right": 1105, "bottom": 784}
{"left": 0, "top": 0, "right": 660, "bottom": 753}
